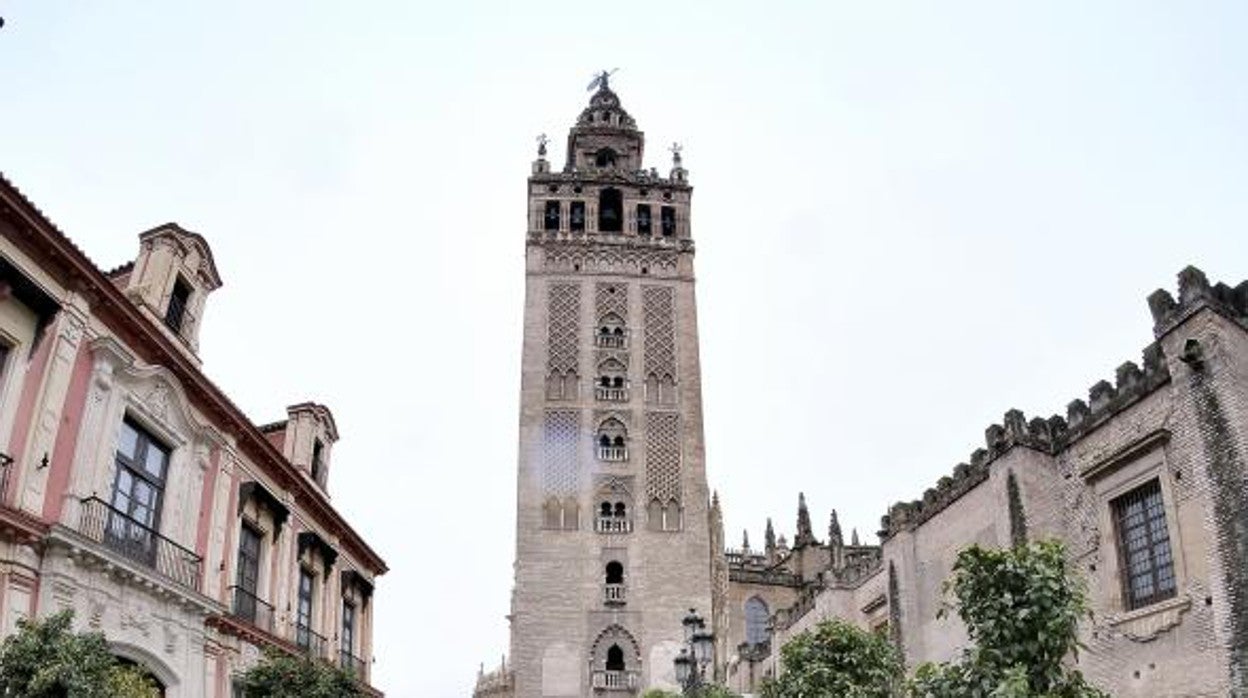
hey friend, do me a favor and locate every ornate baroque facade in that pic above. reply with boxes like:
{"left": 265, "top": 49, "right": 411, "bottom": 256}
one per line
{"left": 0, "top": 175, "right": 387, "bottom": 696}
{"left": 476, "top": 77, "right": 713, "bottom": 697}
{"left": 715, "top": 267, "right": 1248, "bottom": 698}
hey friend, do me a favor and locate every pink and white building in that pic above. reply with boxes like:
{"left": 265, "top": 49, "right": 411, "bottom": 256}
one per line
{"left": 0, "top": 173, "right": 387, "bottom": 696}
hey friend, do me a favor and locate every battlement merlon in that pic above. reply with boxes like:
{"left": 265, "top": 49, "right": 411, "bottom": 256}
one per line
{"left": 1148, "top": 265, "right": 1248, "bottom": 339}
{"left": 881, "top": 265, "right": 1248, "bottom": 541}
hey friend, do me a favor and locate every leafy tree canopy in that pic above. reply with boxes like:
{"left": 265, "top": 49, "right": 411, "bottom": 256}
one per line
{"left": 235, "top": 648, "right": 362, "bottom": 698}
{"left": 909, "top": 540, "right": 1109, "bottom": 698}
{"left": 0, "top": 610, "right": 158, "bottom": 698}
{"left": 761, "top": 618, "right": 903, "bottom": 698}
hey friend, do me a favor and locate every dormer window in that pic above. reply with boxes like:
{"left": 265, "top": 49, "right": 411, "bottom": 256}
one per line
{"left": 311, "top": 438, "right": 325, "bottom": 485}
{"left": 164, "top": 278, "right": 192, "bottom": 333}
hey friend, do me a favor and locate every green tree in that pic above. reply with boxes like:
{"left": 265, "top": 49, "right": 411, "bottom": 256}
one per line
{"left": 908, "top": 541, "right": 1108, "bottom": 698}
{"left": 760, "top": 618, "right": 903, "bottom": 698}
{"left": 0, "top": 610, "right": 157, "bottom": 698}
{"left": 235, "top": 648, "right": 362, "bottom": 698}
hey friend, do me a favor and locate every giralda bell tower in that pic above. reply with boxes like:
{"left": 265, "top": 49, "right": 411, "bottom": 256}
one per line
{"left": 508, "top": 75, "right": 713, "bottom": 696}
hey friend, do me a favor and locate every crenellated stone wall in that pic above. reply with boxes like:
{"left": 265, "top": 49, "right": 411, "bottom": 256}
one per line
{"left": 723, "top": 266, "right": 1248, "bottom": 698}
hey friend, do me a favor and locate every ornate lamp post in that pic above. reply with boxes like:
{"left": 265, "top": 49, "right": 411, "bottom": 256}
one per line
{"left": 673, "top": 608, "right": 714, "bottom": 694}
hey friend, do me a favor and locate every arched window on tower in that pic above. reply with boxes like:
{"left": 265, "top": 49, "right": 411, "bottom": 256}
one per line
{"left": 604, "top": 561, "right": 626, "bottom": 606}
{"left": 745, "top": 596, "right": 771, "bottom": 646}
{"left": 544, "top": 201, "right": 561, "bottom": 231}
{"left": 596, "top": 313, "right": 628, "bottom": 349}
{"left": 660, "top": 205, "right": 677, "bottom": 237}
{"left": 596, "top": 500, "right": 631, "bottom": 533}
{"left": 595, "top": 148, "right": 618, "bottom": 169}
{"left": 650, "top": 499, "right": 681, "bottom": 532}
{"left": 636, "top": 204, "right": 652, "bottom": 235}
{"left": 546, "top": 370, "right": 578, "bottom": 401}
{"left": 605, "top": 645, "right": 625, "bottom": 672}
{"left": 599, "top": 188, "right": 623, "bottom": 233}
{"left": 596, "top": 359, "right": 628, "bottom": 402}
{"left": 596, "top": 418, "right": 628, "bottom": 462}
{"left": 570, "top": 201, "right": 586, "bottom": 232}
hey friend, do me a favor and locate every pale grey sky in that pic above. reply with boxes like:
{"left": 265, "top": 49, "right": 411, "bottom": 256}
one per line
{"left": 2, "top": 2, "right": 1246, "bottom": 695}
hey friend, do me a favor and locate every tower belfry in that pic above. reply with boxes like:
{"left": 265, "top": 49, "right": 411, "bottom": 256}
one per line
{"left": 508, "top": 76, "right": 711, "bottom": 696}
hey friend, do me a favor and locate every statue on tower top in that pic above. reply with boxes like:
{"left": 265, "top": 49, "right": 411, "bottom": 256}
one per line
{"left": 587, "top": 68, "right": 618, "bottom": 93}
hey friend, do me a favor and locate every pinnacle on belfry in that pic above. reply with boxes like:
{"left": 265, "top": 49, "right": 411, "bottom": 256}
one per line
{"left": 795, "top": 492, "right": 816, "bottom": 547}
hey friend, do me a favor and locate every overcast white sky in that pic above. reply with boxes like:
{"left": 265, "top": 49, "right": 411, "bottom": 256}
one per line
{"left": 2, "top": 2, "right": 1247, "bottom": 695}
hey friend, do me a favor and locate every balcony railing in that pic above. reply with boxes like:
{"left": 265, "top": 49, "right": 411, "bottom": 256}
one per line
{"left": 595, "top": 518, "right": 633, "bottom": 534}
{"left": 228, "top": 585, "right": 275, "bottom": 634}
{"left": 76, "top": 497, "right": 202, "bottom": 591}
{"left": 591, "top": 670, "right": 639, "bottom": 691}
{"left": 339, "top": 650, "right": 368, "bottom": 680}
{"left": 597, "top": 445, "right": 628, "bottom": 462}
{"left": 595, "top": 386, "right": 629, "bottom": 402}
{"left": 604, "top": 583, "right": 626, "bottom": 606}
{"left": 294, "top": 623, "right": 328, "bottom": 659}
{"left": 595, "top": 333, "right": 629, "bottom": 349}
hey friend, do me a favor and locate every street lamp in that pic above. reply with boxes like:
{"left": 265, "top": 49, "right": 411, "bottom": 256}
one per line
{"left": 673, "top": 608, "right": 714, "bottom": 694}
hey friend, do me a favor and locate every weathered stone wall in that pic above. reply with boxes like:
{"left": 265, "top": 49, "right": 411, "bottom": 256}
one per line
{"left": 741, "top": 268, "right": 1248, "bottom": 698}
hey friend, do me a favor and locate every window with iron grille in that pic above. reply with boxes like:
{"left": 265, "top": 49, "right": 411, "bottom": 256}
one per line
{"left": 107, "top": 420, "right": 170, "bottom": 563}
{"left": 164, "top": 278, "right": 191, "bottom": 333}
{"left": 1111, "top": 479, "right": 1177, "bottom": 610}
{"left": 234, "top": 523, "right": 262, "bottom": 622}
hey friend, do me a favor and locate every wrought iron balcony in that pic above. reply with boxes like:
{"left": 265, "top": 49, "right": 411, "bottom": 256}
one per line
{"left": 595, "top": 332, "right": 629, "bottom": 349}
{"left": 228, "top": 586, "right": 275, "bottom": 634}
{"left": 339, "top": 650, "right": 367, "bottom": 680}
{"left": 595, "top": 386, "right": 629, "bottom": 402}
{"left": 594, "top": 517, "right": 633, "bottom": 534}
{"left": 597, "top": 445, "right": 628, "bottom": 462}
{"left": 294, "top": 623, "right": 328, "bottom": 659}
{"left": 603, "top": 583, "right": 626, "bottom": 606}
{"left": 76, "top": 497, "right": 201, "bottom": 591}
{"left": 591, "top": 669, "right": 639, "bottom": 691}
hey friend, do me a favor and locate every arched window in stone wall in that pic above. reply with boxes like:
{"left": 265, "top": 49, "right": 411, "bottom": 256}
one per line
{"left": 745, "top": 596, "right": 770, "bottom": 645}
{"left": 605, "top": 561, "right": 624, "bottom": 585}
{"left": 606, "top": 645, "right": 625, "bottom": 671}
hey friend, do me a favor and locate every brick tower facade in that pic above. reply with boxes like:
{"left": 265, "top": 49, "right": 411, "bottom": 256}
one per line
{"left": 507, "top": 76, "right": 713, "bottom": 697}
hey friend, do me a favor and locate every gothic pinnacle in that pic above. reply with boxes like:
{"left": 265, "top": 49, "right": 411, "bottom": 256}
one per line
{"left": 829, "top": 509, "right": 843, "bottom": 546}
{"left": 795, "top": 492, "right": 815, "bottom": 547}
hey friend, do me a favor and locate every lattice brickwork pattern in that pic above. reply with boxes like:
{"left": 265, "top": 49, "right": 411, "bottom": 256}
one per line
{"left": 547, "top": 283, "right": 581, "bottom": 375}
{"left": 645, "top": 412, "right": 681, "bottom": 502}
{"left": 642, "top": 286, "right": 675, "bottom": 379}
{"left": 542, "top": 410, "right": 581, "bottom": 496}
{"left": 596, "top": 283, "right": 628, "bottom": 323}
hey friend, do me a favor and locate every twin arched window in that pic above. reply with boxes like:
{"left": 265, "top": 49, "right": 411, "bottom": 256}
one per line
{"left": 600, "top": 501, "right": 627, "bottom": 519}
